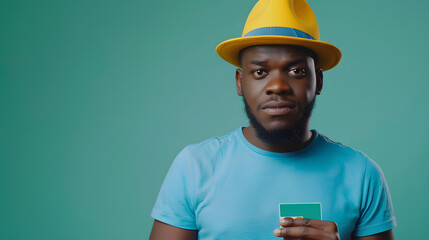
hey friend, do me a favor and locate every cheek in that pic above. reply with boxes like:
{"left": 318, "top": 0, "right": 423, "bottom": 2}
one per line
{"left": 242, "top": 81, "right": 265, "bottom": 107}
{"left": 306, "top": 87, "right": 316, "bottom": 100}
{"left": 303, "top": 79, "right": 317, "bottom": 100}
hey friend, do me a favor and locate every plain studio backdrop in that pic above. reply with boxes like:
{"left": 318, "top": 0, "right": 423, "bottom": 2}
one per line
{"left": 0, "top": 0, "right": 427, "bottom": 239}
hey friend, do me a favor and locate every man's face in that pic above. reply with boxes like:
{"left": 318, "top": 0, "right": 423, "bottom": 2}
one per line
{"left": 236, "top": 45, "right": 323, "bottom": 144}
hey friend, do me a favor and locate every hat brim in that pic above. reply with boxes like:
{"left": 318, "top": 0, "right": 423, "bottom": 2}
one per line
{"left": 216, "top": 36, "right": 342, "bottom": 71}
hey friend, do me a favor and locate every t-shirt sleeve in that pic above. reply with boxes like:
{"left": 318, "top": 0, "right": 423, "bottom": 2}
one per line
{"left": 353, "top": 157, "right": 397, "bottom": 237}
{"left": 151, "top": 147, "right": 198, "bottom": 230}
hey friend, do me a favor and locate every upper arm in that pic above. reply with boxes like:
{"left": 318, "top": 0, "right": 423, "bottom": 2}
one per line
{"left": 353, "top": 229, "right": 394, "bottom": 240}
{"left": 151, "top": 147, "right": 199, "bottom": 230}
{"left": 354, "top": 158, "right": 396, "bottom": 236}
{"left": 149, "top": 220, "right": 198, "bottom": 240}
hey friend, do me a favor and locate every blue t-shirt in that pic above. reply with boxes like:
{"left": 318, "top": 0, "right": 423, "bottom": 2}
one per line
{"left": 151, "top": 128, "right": 396, "bottom": 240}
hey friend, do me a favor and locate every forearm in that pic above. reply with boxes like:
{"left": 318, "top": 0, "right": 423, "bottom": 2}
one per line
{"left": 352, "top": 229, "right": 394, "bottom": 240}
{"left": 149, "top": 220, "right": 198, "bottom": 240}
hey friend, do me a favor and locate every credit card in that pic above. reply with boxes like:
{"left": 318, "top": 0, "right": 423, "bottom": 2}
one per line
{"left": 279, "top": 203, "right": 322, "bottom": 220}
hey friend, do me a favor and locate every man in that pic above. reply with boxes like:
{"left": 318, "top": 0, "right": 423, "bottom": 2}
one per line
{"left": 149, "top": 0, "right": 396, "bottom": 239}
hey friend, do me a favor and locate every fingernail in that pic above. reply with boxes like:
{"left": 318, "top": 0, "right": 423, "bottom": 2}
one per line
{"left": 280, "top": 219, "right": 287, "bottom": 224}
{"left": 274, "top": 229, "right": 281, "bottom": 236}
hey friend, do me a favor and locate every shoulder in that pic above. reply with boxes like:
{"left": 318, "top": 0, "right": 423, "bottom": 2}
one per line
{"left": 312, "top": 132, "right": 384, "bottom": 181}
{"left": 315, "top": 132, "right": 371, "bottom": 162}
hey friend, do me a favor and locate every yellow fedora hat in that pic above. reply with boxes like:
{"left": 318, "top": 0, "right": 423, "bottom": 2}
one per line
{"left": 216, "top": 0, "right": 342, "bottom": 71}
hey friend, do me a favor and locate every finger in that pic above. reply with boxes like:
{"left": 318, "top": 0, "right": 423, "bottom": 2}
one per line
{"left": 279, "top": 218, "right": 337, "bottom": 231}
{"left": 274, "top": 226, "right": 335, "bottom": 240}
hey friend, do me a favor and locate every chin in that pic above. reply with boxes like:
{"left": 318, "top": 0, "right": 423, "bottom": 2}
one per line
{"left": 261, "top": 118, "right": 297, "bottom": 132}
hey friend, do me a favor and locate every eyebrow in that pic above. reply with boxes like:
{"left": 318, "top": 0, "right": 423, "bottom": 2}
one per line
{"left": 249, "top": 58, "right": 307, "bottom": 68}
{"left": 285, "top": 59, "right": 307, "bottom": 68}
{"left": 249, "top": 60, "right": 268, "bottom": 65}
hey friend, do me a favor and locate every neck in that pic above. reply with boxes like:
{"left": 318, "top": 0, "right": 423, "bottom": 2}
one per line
{"left": 242, "top": 125, "right": 314, "bottom": 153}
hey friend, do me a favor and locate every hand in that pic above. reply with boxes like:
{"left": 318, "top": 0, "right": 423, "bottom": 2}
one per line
{"left": 274, "top": 217, "right": 340, "bottom": 240}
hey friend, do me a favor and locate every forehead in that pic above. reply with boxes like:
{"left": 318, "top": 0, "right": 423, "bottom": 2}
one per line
{"left": 239, "top": 45, "right": 316, "bottom": 65}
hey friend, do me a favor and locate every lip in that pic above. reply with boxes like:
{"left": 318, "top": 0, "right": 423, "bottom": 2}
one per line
{"left": 261, "top": 101, "right": 296, "bottom": 116}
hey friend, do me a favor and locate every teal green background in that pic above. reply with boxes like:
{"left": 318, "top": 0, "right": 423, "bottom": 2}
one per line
{"left": 1, "top": 0, "right": 427, "bottom": 239}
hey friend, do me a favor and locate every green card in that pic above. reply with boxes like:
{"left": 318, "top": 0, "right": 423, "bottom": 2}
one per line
{"left": 279, "top": 203, "right": 322, "bottom": 220}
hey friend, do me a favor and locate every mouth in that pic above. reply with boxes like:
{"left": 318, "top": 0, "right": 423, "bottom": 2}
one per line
{"left": 262, "top": 107, "right": 294, "bottom": 115}
{"left": 261, "top": 101, "right": 296, "bottom": 116}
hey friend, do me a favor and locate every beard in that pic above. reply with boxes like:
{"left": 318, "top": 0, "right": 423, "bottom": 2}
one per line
{"left": 243, "top": 95, "right": 316, "bottom": 146}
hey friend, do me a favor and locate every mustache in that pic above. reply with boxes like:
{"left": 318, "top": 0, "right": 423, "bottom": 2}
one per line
{"left": 259, "top": 96, "right": 299, "bottom": 109}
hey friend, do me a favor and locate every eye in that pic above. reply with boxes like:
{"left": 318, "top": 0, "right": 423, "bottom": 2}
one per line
{"left": 289, "top": 68, "right": 306, "bottom": 77}
{"left": 251, "top": 69, "right": 268, "bottom": 79}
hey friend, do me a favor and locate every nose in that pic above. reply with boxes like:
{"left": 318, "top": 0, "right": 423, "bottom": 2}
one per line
{"left": 265, "top": 72, "right": 291, "bottom": 95}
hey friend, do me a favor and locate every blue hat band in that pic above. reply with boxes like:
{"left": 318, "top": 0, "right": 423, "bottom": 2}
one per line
{"left": 244, "top": 27, "right": 315, "bottom": 40}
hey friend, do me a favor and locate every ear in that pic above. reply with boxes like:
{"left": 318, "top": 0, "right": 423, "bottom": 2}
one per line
{"left": 235, "top": 68, "right": 243, "bottom": 96}
{"left": 315, "top": 68, "right": 323, "bottom": 95}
